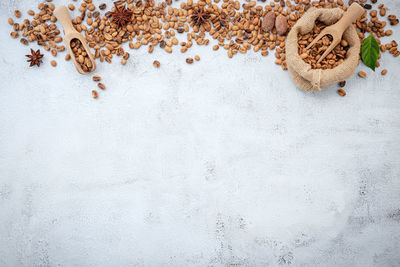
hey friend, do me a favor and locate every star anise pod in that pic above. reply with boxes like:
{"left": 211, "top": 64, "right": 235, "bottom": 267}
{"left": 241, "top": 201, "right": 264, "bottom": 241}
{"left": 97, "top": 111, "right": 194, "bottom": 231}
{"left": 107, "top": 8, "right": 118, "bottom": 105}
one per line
{"left": 26, "top": 49, "right": 44, "bottom": 67}
{"left": 109, "top": 2, "right": 133, "bottom": 28}
{"left": 191, "top": 7, "right": 210, "bottom": 26}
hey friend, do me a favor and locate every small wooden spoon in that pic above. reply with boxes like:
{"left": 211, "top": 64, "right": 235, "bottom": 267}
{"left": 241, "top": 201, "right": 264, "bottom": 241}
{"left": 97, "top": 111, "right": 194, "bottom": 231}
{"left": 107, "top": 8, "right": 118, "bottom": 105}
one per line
{"left": 306, "top": 3, "right": 364, "bottom": 63}
{"left": 54, "top": 6, "right": 96, "bottom": 74}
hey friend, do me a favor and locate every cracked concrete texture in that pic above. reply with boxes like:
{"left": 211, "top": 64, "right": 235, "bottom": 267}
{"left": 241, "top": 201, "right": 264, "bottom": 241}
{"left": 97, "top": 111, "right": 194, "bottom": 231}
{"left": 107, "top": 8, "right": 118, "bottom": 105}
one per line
{"left": 0, "top": 0, "right": 400, "bottom": 266}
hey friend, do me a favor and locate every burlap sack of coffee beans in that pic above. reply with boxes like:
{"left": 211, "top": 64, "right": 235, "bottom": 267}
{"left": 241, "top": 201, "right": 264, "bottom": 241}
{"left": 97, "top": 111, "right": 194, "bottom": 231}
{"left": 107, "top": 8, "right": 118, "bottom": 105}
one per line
{"left": 286, "top": 7, "right": 360, "bottom": 92}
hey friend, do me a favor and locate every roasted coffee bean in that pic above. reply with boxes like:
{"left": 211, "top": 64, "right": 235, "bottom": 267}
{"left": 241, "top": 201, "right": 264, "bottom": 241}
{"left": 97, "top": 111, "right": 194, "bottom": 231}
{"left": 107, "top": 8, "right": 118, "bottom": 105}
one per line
{"left": 159, "top": 40, "right": 166, "bottom": 48}
{"left": 153, "top": 60, "right": 160, "bottom": 68}
{"left": 20, "top": 38, "right": 28, "bottom": 45}
{"left": 364, "top": 4, "right": 372, "bottom": 9}
{"left": 358, "top": 71, "right": 367, "bottom": 78}
{"left": 98, "top": 83, "right": 106, "bottom": 90}
{"left": 337, "top": 89, "right": 346, "bottom": 96}
{"left": 92, "top": 90, "right": 98, "bottom": 99}
{"left": 93, "top": 75, "right": 101, "bottom": 82}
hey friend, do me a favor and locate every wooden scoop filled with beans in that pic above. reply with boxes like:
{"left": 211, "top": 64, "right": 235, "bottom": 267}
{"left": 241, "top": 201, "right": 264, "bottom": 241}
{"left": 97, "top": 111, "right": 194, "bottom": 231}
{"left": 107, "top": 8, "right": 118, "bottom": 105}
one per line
{"left": 54, "top": 6, "right": 96, "bottom": 74}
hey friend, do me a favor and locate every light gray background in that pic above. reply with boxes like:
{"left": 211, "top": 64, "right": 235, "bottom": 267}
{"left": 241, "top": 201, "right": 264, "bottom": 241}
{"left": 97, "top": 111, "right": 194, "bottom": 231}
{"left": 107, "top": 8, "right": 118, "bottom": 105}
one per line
{"left": 1, "top": 0, "right": 400, "bottom": 266}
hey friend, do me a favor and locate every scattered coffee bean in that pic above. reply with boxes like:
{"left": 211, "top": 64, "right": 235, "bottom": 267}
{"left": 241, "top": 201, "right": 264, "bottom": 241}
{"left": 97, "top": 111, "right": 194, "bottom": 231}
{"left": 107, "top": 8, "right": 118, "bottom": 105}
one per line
{"left": 194, "top": 55, "right": 200, "bottom": 61}
{"left": 93, "top": 75, "right": 101, "bottom": 82}
{"left": 20, "top": 38, "right": 28, "bottom": 45}
{"left": 385, "top": 30, "right": 393, "bottom": 36}
{"left": 337, "top": 89, "right": 346, "bottom": 96}
{"left": 159, "top": 40, "right": 166, "bottom": 48}
{"left": 99, "top": 3, "right": 107, "bottom": 10}
{"left": 381, "top": 69, "right": 387, "bottom": 75}
{"left": 92, "top": 90, "right": 98, "bottom": 99}
{"left": 358, "top": 71, "right": 367, "bottom": 78}
{"left": 98, "top": 83, "right": 106, "bottom": 90}
{"left": 10, "top": 31, "right": 19, "bottom": 38}
{"left": 50, "top": 60, "right": 57, "bottom": 67}
{"left": 186, "top": 57, "right": 194, "bottom": 64}
{"left": 363, "top": 4, "right": 372, "bottom": 9}
{"left": 339, "top": 81, "right": 346, "bottom": 87}
{"left": 153, "top": 60, "right": 160, "bottom": 68}
{"left": 14, "top": 10, "right": 21, "bottom": 18}
{"left": 54, "top": 36, "right": 63, "bottom": 43}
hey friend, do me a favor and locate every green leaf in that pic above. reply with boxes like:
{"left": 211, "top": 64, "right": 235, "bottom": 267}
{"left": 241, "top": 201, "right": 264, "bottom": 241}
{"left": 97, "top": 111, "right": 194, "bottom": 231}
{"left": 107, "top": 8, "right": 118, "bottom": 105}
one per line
{"left": 361, "top": 35, "right": 380, "bottom": 71}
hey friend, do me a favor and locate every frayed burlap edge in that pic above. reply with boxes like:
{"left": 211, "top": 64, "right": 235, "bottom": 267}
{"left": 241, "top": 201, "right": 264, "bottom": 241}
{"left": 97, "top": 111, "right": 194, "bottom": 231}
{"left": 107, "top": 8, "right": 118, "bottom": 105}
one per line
{"left": 286, "top": 7, "right": 360, "bottom": 92}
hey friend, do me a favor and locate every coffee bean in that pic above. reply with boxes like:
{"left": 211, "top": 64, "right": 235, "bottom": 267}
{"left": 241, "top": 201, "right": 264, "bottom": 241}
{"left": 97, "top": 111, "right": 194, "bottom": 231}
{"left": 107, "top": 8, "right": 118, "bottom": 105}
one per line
{"left": 364, "top": 4, "right": 372, "bottom": 9}
{"left": 337, "top": 89, "right": 346, "bottom": 96}
{"left": 153, "top": 60, "right": 160, "bottom": 68}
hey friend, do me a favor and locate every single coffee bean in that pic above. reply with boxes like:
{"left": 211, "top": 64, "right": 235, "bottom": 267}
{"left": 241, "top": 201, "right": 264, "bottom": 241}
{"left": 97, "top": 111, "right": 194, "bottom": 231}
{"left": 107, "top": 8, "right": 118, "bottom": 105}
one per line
{"left": 92, "top": 90, "right": 98, "bottom": 99}
{"left": 153, "top": 60, "right": 160, "bottom": 68}
{"left": 364, "top": 4, "right": 372, "bottom": 9}
{"left": 98, "top": 83, "right": 106, "bottom": 90}
{"left": 337, "top": 89, "right": 346, "bottom": 96}
{"left": 358, "top": 71, "right": 367, "bottom": 78}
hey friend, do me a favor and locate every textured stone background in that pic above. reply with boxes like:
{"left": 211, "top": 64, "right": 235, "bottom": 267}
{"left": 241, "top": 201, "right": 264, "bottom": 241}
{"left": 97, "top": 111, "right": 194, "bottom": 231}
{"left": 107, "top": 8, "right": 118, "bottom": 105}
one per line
{"left": 0, "top": 0, "right": 399, "bottom": 266}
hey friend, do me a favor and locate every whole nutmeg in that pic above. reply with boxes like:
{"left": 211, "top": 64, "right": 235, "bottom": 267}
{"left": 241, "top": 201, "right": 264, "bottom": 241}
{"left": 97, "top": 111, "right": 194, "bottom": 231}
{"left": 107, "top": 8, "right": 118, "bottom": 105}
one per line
{"left": 262, "top": 11, "right": 275, "bottom": 32}
{"left": 275, "top": 14, "right": 288, "bottom": 35}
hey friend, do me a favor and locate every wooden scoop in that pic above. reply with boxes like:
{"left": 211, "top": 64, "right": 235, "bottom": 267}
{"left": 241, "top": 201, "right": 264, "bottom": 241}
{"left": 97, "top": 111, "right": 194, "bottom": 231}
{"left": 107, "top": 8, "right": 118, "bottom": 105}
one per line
{"left": 306, "top": 3, "right": 364, "bottom": 63}
{"left": 54, "top": 6, "right": 96, "bottom": 74}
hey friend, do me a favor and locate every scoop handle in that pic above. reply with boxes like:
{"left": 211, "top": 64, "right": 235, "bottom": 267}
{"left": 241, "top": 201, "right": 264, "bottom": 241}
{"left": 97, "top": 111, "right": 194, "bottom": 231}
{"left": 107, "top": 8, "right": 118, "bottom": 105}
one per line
{"left": 54, "top": 6, "right": 76, "bottom": 34}
{"left": 336, "top": 3, "right": 365, "bottom": 33}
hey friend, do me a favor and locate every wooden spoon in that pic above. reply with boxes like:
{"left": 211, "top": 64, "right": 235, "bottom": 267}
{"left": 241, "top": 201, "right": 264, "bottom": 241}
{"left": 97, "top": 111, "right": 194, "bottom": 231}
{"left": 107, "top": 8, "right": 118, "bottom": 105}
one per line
{"left": 54, "top": 6, "right": 96, "bottom": 74}
{"left": 306, "top": 3, "right": 364, "bottom": 63}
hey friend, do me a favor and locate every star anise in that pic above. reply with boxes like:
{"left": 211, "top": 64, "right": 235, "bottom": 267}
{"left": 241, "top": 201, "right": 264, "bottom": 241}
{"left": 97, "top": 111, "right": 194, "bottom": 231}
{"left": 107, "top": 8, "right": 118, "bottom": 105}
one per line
{"left": 26, "top": 49, "right": 44, "bottom": 67}
{"left": 191, "top": 7, "right": 210, "bottom": 26}
{"left": 109, "top": 2, "right": 133, "bottom": 28}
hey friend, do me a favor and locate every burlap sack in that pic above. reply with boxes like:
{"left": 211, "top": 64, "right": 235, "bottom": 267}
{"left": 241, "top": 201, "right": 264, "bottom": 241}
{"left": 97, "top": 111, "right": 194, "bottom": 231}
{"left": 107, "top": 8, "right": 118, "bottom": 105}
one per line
{"left": 286, "top": 7, "right": 360, "bottom": 92}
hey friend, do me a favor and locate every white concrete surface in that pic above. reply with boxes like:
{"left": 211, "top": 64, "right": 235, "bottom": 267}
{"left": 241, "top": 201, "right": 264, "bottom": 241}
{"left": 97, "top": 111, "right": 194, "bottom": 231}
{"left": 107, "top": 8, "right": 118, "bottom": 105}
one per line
{"left": 1, "top": 0, "right": 400, "bottom": 266}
